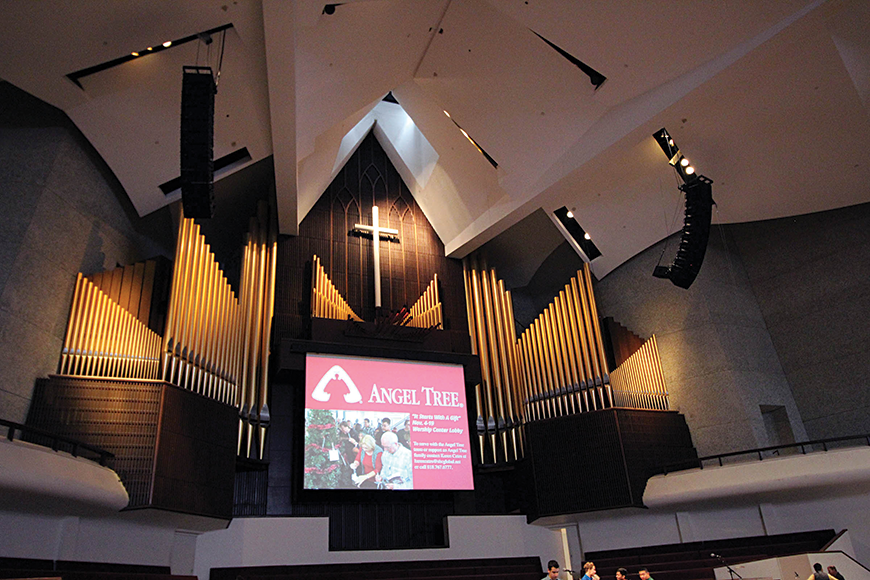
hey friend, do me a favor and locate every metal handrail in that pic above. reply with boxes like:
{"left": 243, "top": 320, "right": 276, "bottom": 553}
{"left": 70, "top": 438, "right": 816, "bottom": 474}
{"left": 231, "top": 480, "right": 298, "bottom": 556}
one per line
{"left": 0, "top": 418, "right": 114, "bottom": 467}
{"left": 660, "top": 433, "right": 870, "bottom": 475}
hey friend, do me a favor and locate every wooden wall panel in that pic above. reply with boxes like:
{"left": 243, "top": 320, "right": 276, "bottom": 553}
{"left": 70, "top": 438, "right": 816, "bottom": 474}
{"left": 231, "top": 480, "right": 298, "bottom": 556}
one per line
{"left": 273, "top": 132, "right": 468, "bottom": 342}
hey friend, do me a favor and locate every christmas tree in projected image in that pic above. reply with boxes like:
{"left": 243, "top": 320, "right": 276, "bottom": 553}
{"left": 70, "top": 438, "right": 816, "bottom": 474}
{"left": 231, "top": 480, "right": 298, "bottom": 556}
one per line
{"left": 304, "top": 408, "right": 341, "bottom": 489}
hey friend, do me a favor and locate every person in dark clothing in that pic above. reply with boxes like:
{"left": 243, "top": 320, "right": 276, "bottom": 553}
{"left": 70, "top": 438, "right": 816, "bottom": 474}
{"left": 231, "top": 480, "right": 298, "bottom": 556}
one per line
{"left": 827, "top": 566, "right": 844, "bottom": 580}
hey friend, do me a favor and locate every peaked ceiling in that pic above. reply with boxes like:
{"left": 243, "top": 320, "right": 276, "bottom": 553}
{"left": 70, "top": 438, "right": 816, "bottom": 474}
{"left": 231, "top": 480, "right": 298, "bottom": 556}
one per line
{"left": 2, "top": 0, "right": 869, "bottom": 280}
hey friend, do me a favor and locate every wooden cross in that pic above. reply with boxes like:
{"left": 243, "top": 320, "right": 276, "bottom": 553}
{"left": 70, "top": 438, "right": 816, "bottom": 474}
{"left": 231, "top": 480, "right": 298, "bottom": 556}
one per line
{"left": 352, "top": 206, "right": 399, "bottom": 309}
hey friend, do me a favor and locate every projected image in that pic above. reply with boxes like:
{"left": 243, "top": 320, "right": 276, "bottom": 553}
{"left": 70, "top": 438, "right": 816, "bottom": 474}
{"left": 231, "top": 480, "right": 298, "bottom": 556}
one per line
{"left": 303, "top": 354, "right": 474, "bottom": 491}
{"left": 303, "top": 409, "right": 412, "bottom": 490}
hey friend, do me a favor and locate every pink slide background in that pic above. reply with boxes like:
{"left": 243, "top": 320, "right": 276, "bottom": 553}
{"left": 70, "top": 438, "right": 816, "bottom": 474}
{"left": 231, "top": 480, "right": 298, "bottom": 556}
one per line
{"left": 305, "top": 353, "right": 474, "bottom": 490}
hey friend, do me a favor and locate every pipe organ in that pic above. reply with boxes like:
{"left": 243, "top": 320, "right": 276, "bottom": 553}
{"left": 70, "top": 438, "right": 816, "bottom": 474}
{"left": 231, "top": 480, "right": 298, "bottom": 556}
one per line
{"left": 463, "top": 259, "right": 674, "bottom": 465}
{"left": 405, "top": 275, "right": 442, "bottom": 329}
{"left": 518, "top": 264, "right": 612, "bottom": 425}
{"left": 609, "top": 334, "right": 669, "bottom": 410}
{"left": 462, "top": 258, "right": 524, "bottom": 464}
{"left": 57, "top": 204, "right": 277, "bottom": 460}
{"left": 59, "top": 273, "right": 163, "bottom": 380}
{"left": 311, "top": 254, "right": 363, "bottom": 321}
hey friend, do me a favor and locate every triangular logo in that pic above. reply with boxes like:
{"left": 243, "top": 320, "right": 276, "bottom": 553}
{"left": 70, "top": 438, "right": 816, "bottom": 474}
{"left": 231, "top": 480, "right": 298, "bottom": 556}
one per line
{"left": 311, "top": 365, "right": 363, "bottom": 404}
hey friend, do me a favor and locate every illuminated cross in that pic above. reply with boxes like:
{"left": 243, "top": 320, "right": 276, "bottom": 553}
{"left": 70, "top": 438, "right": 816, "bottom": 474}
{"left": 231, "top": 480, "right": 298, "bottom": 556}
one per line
{"left": 352, "top": 206, "right": 399, "bottom": 309}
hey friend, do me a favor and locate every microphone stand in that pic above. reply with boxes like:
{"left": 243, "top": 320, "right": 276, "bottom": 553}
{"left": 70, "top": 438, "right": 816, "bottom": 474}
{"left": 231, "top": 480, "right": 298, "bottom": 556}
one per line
{"left": 713, "top": 554, "right": 742, "bottom": 580}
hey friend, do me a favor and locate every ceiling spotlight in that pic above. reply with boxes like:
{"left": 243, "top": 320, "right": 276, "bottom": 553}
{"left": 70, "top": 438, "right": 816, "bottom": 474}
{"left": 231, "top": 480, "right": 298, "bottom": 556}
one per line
{"left": 685, "top": 166, "right": 695, "bottom": 175}
{"left": 163, "top": 41, "right": 172, "bottom": 48}
{"left": 443, "top": 110, "right": 451, "bottom": 118}
{"left": 566, "top": 210, "right": 574, "bottom": 219}
{"left": 680, "top": 157, "right": 690, "bottom": 167}
{"left": 584, "top": 232, "right": 591, "bottom": 240}
{"left": 146, "top": 46, "right": 153, "bottom": 51}
{"left": 131, "top": 51, "right": 139, "bottom": 57}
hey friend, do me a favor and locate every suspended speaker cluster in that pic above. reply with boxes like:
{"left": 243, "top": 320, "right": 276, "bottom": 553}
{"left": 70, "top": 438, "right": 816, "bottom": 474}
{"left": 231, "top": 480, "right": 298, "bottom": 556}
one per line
{"left": 651, "top": 128, "right": 715, "bottom": 289}
{"left": 181, "top": 66, "right": 216, "bottom": 218}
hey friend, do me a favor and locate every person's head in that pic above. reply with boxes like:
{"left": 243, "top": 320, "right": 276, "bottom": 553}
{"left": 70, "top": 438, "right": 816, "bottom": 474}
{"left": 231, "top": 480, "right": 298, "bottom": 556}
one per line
{"left": 639, "top": 569, "right": 650, "bottom": 580}
{"left": 616, "top": 568, "right": 628, "bottom": 580}
{"left": 381, "top": 417, "right": 391, "bottom": 430}
{"left": 359, "top": 434, "right": 376, "bottom": 453}
{"left": 381, "top": 431, "right": 400, "bottom": 453}
{"left": 547, "top": 560, "right": 560, "bottom": 580}
{"left": 364, "top": 418, "right": 371, "bottom": 426}
{"left": 584, "top": 562, "right": 596, "bottom": 576}
{"left": 813, "top": 564, "right": 823, "bottom": 573}
{"left": 339, "top": 421, "right": 350, "bottom": 433}
{"left": 828, "top": 567, "right": 838, "bottom": 575}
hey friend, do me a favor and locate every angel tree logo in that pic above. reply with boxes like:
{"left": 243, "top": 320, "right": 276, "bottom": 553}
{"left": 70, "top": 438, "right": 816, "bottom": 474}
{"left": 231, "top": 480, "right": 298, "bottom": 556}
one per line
{"left": 311, "top": 365, "right": 363, "bottom": 404}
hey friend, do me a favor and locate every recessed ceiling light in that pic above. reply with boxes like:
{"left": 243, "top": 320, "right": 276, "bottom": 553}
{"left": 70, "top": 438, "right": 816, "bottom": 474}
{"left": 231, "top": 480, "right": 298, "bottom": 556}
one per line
{"left": 566, "top": 210, "right": 574, "bottom": 219}
{"left": 163, "top": 41, "right": 172, "bottom": 48}
{"left": 131, "top": 52, "right": 139, "bottom": 57}
{"left": 680, "top": 157, "right": 690, "bottom": 167}
{"left": 584, "top": 233, "right": 591, "bottom": 240}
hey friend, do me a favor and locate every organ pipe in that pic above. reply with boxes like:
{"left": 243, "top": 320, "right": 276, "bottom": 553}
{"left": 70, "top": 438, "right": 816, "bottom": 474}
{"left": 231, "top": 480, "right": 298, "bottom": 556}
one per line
{"left": 59, "top": 203, "right": 277, "bottom": 460}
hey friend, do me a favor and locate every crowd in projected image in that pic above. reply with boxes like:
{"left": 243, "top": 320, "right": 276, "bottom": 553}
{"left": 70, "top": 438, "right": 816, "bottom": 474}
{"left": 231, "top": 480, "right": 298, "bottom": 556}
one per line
{"left": 302, "top": 353, "right": 474, "bottom": 491}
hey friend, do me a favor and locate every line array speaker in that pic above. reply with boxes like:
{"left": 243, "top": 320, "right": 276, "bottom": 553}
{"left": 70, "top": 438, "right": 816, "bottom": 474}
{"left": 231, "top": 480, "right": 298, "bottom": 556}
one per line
{"left": 653, "top": 178, "right": 714, "bottom": 289}
{"left": 181, "top": 66, "right": 216, "bottom": 218}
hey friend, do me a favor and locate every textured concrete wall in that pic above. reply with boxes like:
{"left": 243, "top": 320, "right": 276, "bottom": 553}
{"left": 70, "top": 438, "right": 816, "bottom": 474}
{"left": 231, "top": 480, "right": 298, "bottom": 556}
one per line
{"left": 593, "top": 229, "right": 805, "bottom": 456}
{"left": 0, "top": 83, "right": 171, "bottom": 424}
{"left": 730, "top": 203, "right": 870, "bottom": 440}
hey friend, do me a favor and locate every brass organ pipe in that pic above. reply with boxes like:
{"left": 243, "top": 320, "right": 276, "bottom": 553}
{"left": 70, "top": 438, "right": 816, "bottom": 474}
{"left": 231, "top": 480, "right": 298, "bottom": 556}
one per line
{"left": 583, "top": 264, "right": 611, "bottom": 405}
{"left": 168, "top": 220, "right": 193, "bottom": 383}
{"left": 480, "top": 265, "right": 507, "bottom": 460}
{"left": 518, "top": 331, "right": 534, "bottom": 421}
{"left": 564, "top": 281, "right": 589, "bottom": 413}
{"left": 176, "top": 224, "right": 201, "bottom": 385}
{"left": 203, "top": 259, "right": 219, "bottom": 395}
{"left": 522, "top": 332, "right": 539, "bottom": 421}
{"left": 652, "top": 335, "right": 668, "bottom": 407}
{"left": 532, "top": 319, "right": 550, "bottom": 418}
{"left": 638, "top": 342, "right": 651, "bottom": 408}
{"left": 552, "top": 304, "right": 571, "bottom": 416}
{"left": 60, "top": 274, "right": 84, "bottom": 373}
{"left": 543, "top": 307, "right": 561, "bottom": 416}
{"left": 462, "top": 260, "right": 486, "bottom": 461}
{"left": 66, "top": 277, "right": 90, "bottom": 375}
{"left": 492, "top": 274, "right": 515, "bottom": 459}
{"left": 238, "top": 231, "right": 255, "bottom": 420}
{"left": 246, "top": 218, "right": 267, "bottom": 457}
{"left": 545, "top": 304, "right": 563, "bottom": 416}
{"left": 162, "top": 218, "right": 188, "bottom": 379}
{"left": 555, "top": 294, "right": 576, "bottom": 415}
{"left": 77, "top": 283, "right": 98, "bottom": 375}
{"left": 259, "top": 220, "right": 278, "bottom": 460}
{"left": 569, "top": 276, "right": 596, "bottom": 410}
{"left": 528, "top": 321, "right": 542, "bottom": 418}
{"left": 469, "top": 260, "right": 497, "bottom": 460}
{"left": 501, "top": 286, "right": 522, "bottom": 457}
{"left": 563, "top": 288, "right": 586, "bottom": 413}
{"left": 555, "top": 292, "right": 578, "bottom": 415}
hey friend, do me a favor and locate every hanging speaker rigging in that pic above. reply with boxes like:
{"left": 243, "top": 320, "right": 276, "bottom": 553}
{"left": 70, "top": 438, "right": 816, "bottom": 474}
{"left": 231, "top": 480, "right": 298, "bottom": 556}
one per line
{"left": 651, "top": 128, "right": 715, "bottom": 289}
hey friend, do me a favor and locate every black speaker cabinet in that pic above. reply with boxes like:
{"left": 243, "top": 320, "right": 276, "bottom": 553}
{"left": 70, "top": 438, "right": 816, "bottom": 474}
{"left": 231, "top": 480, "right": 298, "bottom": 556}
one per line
{"left": 654, "top": 178, "right": 714, "bottom": 289}
{"left": 181, "top": 66, "right": 216, "bottom": 218}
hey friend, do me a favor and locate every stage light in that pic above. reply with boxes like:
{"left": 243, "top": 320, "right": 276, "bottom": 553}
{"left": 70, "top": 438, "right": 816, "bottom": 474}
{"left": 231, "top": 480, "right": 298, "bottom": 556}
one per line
{"left": 680, "top": 157, "right": 690, "bottom": 167}
{"left": 566, "top": 210, "right": 574, "bottom": 218}
{"left": 147, "top": 46, "right": 153, "bottom": 51}
{"left": 131, "top": 52, "right": 139, "bottom": 57}
{"left": 685, "top": 166, "right": 695, "bottom": 175}
{"left": 584, "top": 232, "right": 591, "bottom": 240}
{"left": 443, "top": 110, "right": 451, "bottom": 118}
{"left": 163, "top": 41, "right": 172, "bottom": 48}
